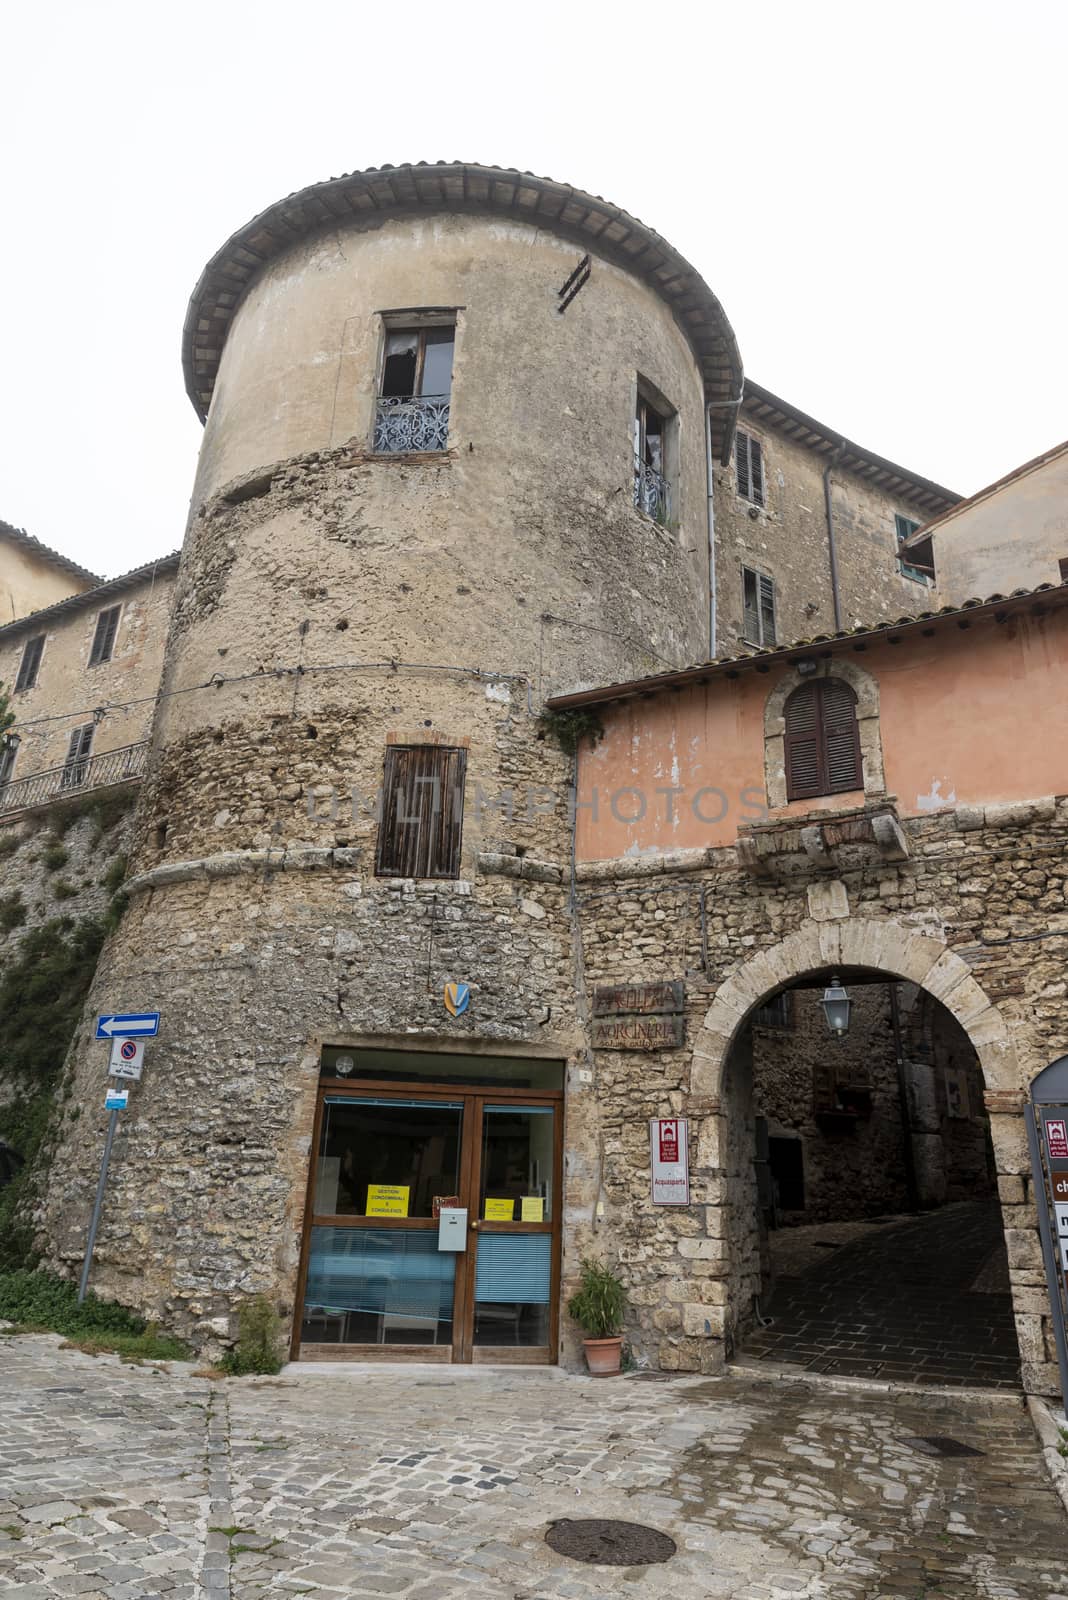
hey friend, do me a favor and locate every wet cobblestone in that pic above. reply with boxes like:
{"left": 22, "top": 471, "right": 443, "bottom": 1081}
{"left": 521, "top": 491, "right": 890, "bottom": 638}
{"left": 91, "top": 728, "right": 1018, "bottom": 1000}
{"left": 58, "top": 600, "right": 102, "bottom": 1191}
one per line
{"left": 0, "top": 1334, "right": 1064, "bottom": 1598}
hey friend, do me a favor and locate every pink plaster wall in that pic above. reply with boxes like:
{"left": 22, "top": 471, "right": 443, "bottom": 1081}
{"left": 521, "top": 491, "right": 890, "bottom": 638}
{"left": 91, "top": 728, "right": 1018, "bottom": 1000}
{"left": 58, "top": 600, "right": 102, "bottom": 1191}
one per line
{"left": 575, "top": 607, "right": 1068, "bottom": 861}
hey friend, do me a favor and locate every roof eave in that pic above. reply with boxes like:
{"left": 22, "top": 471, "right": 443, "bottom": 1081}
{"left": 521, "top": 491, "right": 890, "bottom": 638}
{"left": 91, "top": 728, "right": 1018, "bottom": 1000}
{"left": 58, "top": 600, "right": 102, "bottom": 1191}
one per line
{"left": 545, "top": 583, "right": 1068, "bottom": 713}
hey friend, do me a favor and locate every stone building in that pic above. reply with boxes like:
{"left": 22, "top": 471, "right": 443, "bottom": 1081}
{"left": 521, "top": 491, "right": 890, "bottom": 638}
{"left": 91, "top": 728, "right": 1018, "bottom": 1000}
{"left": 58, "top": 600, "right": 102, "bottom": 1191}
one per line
{"left": 5, "top": 162, "right": 1062, "bottom": 1392}
{"left": 900, "top": 437, "right": 1068, "bottom": 604}
{"left": 0, "top": 520, "right": 98, "bottom": 629}
{"left": 0, "top": 555, "right": 179, "bottom": 808}
{"left": 554, "top": 582, "right": 1068, "bottom": 1392}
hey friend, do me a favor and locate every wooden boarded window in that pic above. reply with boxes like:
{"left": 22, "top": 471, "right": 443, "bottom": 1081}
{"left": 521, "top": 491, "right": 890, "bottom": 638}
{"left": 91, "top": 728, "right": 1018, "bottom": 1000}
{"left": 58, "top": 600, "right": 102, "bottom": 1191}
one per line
{"left": 784, "top": 679, "right": 863, "bottom": 801}
{"left": 89, "top": 605, "right": 121, "bottom": 666}
{"left": 15, "top": 634, "right": 44, "bottom": 692}
{"left": 375, "top": 745, "right": 467, "bottom": 879}
{"left": 735, "top": 430, "right": 765, "bottom": 507}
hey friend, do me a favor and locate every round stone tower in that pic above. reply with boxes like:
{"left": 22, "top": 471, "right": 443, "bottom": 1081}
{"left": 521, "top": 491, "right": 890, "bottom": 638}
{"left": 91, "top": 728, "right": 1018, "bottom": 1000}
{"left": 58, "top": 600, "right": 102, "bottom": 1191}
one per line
{"left": 42, "top": 163, "right": 742, "bottom": 1364}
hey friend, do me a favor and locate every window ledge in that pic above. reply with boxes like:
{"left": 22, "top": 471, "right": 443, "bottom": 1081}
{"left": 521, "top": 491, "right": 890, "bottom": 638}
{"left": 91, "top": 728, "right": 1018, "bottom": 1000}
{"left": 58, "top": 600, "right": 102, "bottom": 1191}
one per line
{"left": 368, "top": 449, "right": 452, "bottom": 464}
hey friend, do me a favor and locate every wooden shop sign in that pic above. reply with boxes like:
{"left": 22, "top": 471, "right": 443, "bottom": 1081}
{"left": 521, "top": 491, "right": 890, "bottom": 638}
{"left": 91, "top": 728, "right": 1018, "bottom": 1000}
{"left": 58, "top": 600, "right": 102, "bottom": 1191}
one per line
{"left": 592, "top": 980, "right": 684, "bottom": 1017}
{"left": 592, "top": 980, "right": 685, "bottom": 1051}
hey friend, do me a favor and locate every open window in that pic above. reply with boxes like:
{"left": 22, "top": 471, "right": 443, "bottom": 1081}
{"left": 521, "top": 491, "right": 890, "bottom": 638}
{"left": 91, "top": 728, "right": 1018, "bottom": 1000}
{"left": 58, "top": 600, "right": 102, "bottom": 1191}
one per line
{"left": 632, "top": 386, "right": 674, "bottom": 524}
{"left": 742, "top": 567, "right": 776, "bottom": 647}
{"left": 784, "top": 678, "right": 863, "bottom": 801}
{"left": 896, "top": 514, "right": 935, "bottom": 583}
{"left": 374, "top": 323, "right": 455, "bottom": 454}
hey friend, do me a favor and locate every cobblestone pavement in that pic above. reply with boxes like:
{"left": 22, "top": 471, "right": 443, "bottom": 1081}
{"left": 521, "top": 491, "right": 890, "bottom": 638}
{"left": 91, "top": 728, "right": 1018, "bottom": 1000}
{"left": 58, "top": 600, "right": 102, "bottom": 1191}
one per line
{"left": 742, "top": 1201, "right": 1022, "bottom": 1388}
{"left": 1, "top": 1333, "right": 1065, "bottom": 1600}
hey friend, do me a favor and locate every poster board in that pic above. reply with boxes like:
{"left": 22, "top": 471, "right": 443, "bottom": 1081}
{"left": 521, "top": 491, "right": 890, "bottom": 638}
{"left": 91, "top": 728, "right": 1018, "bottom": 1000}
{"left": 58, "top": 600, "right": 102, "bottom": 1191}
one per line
{"left": 366, "top": 1184, "right": 411, "bottom": 1217}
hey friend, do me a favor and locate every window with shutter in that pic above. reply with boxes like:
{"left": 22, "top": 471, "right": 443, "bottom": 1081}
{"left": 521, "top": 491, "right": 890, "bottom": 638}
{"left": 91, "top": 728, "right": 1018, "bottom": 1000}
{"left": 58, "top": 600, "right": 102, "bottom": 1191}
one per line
{"left": 784, "top": 679, "right": 862, "bottom": 801}
{"left": 895, "top": 514, "right": 932, "bottom": 583}
{"left": 15, "top": 635, "right": 44, "bottom": 692}
{"left": 89, "top": 605, "right": 121, "bottom": 666}
{"left": 375, "top": 744, "right": 467, "bottom": 880}
{"left": 60, "top": 724, "right": 94, "bottom": 790}
{"left": 742, "top": 566, "right": 777, "bottom": 646}
{"left": 735, "top": 430, "right": 766, "bottom": 507}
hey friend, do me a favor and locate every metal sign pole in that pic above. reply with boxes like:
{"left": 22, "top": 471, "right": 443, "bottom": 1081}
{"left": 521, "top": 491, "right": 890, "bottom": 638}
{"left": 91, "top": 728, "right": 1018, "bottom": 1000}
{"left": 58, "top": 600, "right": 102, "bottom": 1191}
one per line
{"left": 77, "top": 1107, "right": 119, "bottom": 1304}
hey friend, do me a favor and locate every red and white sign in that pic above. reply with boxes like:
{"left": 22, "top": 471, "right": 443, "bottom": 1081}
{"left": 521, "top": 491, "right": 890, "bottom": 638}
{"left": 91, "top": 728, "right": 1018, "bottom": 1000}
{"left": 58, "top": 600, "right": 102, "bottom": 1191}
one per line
{"left": 1045, "top": 1118, "right": 1068, "bottom": 1161}
{"left": 108, "top": 1036, "right": 145, "bottom": 1081}
{"left": 650, "top": 1117, "right": 689, "bottom": 1205}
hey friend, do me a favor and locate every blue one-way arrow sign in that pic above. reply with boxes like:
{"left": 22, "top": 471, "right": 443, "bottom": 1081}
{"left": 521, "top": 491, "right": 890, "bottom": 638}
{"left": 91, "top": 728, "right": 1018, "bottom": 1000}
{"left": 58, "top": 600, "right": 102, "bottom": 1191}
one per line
{"left": 95, "top": 1012, "right": 160, "bottom": 1040}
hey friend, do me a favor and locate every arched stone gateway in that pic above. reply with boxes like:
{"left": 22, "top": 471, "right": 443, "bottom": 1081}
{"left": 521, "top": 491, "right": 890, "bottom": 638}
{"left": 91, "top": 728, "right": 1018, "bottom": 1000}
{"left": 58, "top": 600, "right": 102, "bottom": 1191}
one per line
{"left": 692, "top": 917, "right": 1018, "bottom": 1097}
{"left": 671, "top": 917, "right": 1047, "bottom": 1390}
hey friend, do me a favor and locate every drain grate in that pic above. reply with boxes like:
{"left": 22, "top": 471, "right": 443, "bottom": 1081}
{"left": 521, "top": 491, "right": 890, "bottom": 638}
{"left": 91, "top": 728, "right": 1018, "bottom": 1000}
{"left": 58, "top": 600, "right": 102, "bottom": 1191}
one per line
{"left": 546, "top": 1519, "right": 676, "bottom": 1566}
{"left": 902, "top": 1435, "right": 986, "bottom": 1458}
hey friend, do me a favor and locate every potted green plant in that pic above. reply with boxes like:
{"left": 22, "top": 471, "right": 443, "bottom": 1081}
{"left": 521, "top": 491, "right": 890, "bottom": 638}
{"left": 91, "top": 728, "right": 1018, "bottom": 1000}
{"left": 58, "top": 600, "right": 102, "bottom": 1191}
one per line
{"left": 567, "top": 1257, "right": 627, "bottom": 1376}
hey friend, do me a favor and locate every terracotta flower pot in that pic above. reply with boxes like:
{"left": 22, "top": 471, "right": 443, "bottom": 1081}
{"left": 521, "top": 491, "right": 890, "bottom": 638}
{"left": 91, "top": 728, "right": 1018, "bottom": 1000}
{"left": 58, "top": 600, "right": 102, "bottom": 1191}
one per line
{"left": 583, "top": 1335, "right": 623, "bottom": 1376}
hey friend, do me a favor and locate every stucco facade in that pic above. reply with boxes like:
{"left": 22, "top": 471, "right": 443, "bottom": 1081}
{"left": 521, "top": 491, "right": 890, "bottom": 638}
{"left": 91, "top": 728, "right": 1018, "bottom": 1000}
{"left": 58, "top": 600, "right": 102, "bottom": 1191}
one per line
{"left": 0, "top": 522, "right": 98, "bottom": 629}
{"left": 912, "top": 440, "right": 1068, "bottom": 605}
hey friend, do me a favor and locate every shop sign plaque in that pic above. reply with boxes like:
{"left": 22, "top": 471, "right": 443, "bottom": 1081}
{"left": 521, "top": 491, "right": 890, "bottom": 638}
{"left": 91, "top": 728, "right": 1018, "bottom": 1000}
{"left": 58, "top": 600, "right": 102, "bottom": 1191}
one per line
{"left": 592, "top": 1013, "right": 685, "bottom": 1050}
{"left": 592, "top": 980, "right": 685, "bottom": 1051}
{"left": 593, "top": 981, "right": 684, "bottom": 1017}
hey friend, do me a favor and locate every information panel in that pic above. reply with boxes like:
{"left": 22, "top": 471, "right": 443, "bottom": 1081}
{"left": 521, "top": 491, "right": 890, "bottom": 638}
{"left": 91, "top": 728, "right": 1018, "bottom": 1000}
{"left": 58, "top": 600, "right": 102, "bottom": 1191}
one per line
{"left": 650, "top": 1117, "right": 689, "bottom": 1205}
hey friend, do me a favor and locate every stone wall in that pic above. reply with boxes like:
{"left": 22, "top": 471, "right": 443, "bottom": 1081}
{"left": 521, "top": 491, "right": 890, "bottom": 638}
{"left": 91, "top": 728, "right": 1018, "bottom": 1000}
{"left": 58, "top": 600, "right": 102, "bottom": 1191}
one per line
{"left": 749, "top": 978, "right": 995, "bottom": 1227}
{"left": 713, "top": 417, "right": 940, "bottom": 656}
{"left": 0, "top": 563, "right": 177, "bottom": 779}
{"left": 576, "top": 797, "right": 1068, "bottom": 1393}
{"left": 751, "top": 983, "right": 911, "bottom": 1223}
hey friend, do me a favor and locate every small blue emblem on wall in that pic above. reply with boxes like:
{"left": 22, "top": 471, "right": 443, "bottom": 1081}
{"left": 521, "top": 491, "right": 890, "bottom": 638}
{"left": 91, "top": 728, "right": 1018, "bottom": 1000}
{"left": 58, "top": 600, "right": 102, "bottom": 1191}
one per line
{"left": 444, "top": 981, "right": 470, "bottom": 1017}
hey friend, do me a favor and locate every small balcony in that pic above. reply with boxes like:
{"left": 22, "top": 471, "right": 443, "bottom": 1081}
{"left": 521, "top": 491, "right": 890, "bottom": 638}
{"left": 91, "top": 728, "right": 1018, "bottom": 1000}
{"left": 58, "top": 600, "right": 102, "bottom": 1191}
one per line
{"left": 373, "top": 394, "right": 451, "bottom": 455}
{"left": 633, "top": 456, "right": 670, "bottom": 523}
{"left": 0, "top": 740, "right": 149, "bottom": 818}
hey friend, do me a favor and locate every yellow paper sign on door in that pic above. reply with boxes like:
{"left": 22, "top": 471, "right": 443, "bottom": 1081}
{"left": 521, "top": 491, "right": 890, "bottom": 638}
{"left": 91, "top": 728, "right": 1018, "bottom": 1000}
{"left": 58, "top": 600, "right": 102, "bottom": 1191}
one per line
{"left": 520, "top": 1196, "right": 544, "bottom": 1222}
{"left": 484, "top": 1197, "right": 515, "bottom": 1221}
{"left": 366, "top": 1184, "right": 410, "bottom": 1217}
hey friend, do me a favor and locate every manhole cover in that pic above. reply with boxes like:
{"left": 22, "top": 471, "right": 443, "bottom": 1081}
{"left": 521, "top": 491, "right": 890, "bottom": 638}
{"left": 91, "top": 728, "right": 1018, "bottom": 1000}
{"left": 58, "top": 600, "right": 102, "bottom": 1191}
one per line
{"left": 902, "top": 1435, "right": 985, "bottom": 1458}
{"left": 546, "top": 1518, "right": 676, "bottom": 1566}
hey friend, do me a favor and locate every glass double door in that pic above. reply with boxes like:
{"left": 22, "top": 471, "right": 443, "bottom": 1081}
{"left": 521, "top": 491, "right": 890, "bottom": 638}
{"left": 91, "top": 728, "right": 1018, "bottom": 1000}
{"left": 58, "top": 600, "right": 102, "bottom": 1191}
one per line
{"left": 296, "top": 1086, "right": 560, "bottom": 1362}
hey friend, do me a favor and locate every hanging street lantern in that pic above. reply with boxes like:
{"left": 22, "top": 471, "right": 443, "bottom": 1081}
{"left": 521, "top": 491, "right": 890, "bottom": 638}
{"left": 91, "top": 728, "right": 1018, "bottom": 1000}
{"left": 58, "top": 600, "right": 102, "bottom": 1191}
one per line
{"left": 820, "top": 975, "right": 852, "bottom": 1038}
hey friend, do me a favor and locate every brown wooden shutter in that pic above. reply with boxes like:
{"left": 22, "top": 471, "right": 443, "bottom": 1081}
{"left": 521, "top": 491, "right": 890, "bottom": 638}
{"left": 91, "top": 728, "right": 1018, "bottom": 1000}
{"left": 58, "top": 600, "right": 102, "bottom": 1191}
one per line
{"left": 375, "top": 745, "right": 467, "bottom": 879}
{"left": 821, "top": 679, "right": 863, "bottom": 793}
{"left": 784, "top": 684, "right": 822, "bottom": 800}
{"left": 784, "top": 679, "right": 862, "bottom": 801}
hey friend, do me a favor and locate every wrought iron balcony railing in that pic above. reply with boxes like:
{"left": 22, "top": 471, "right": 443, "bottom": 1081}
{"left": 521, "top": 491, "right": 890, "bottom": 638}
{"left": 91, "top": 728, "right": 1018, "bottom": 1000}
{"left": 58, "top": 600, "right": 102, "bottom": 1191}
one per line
{"left": 0, "top": 740, "right": 149, "bottom": 816}
{"left": 373, "top": 394, "right": 451, "bottom": 454}
{"left": 633, "top": 457, "right": 670, "bottom": 523}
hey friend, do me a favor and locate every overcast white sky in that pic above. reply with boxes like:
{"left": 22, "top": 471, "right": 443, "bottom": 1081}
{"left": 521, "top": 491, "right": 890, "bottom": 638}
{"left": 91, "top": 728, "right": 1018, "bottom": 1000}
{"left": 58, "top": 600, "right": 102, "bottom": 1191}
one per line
{"left": 2, "top": 0, "right": 1065, "bottom": 578}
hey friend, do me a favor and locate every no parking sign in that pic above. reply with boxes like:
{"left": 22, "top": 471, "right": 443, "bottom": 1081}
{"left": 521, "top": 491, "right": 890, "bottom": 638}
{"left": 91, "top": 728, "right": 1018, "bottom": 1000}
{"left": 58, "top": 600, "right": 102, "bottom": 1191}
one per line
{"left": 108, "top": 1036, "right": 145, "bottom": 1081}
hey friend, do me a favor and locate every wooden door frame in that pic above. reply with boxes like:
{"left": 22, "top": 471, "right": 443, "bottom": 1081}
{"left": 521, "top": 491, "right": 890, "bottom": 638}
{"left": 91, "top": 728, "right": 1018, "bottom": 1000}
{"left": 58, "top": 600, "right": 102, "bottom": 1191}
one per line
{"left": 291, "top": 1076, "right": 564, "bottom": 1363}
{"left": 456, "top": 1093, "right": 563, "bottom": 1364}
